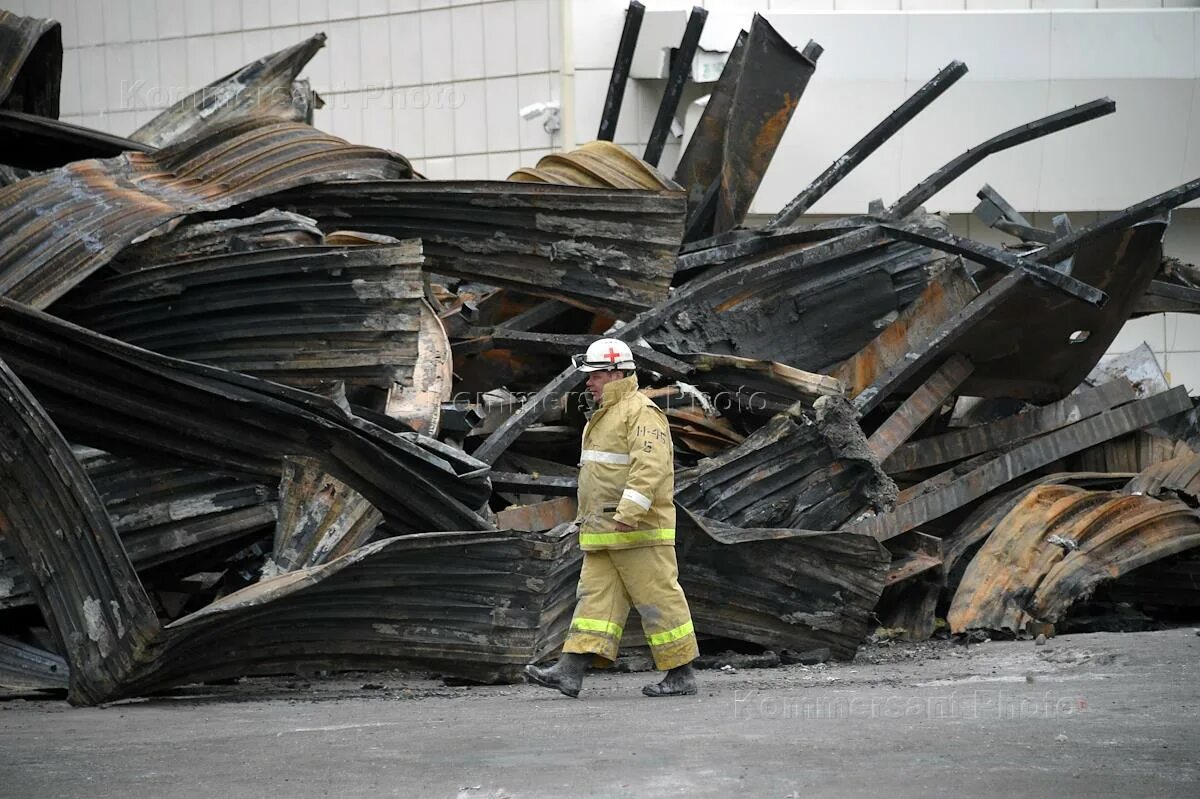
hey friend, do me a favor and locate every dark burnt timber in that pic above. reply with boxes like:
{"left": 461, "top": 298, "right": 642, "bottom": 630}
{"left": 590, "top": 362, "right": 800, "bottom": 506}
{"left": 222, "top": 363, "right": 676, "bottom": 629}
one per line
{"left": 675, "top": 396, "right": 897, "bottom": 531}
{"left": 677, "top": 512, "right": 890, "bottom": 661}
{"left": 884, "top": 379, "right": 1138, "bottom": 475}
{"left": 835, "top": 259, "right": 978, "bottom": 399}
{"left": 596, "top": 1, "right": 645, "bottom": 141}
{"left": 886, "top": 98, "right": 1116, "bottom": 219}
{"left": 865, "top": 354, "right": 974, "bottom": 462}
{"left": 0, "top": 299, "right": 492, "bottom": 533}
{"left": 0, "top": 451, "right": 277, "bottom": 610}
{"left": 767, "top": 60, "right": 969, "bottom": 230}
{"left": 844, "top": 386, "right": 1193, "bottom": 541}
{"left": 673, "top": 15, "right": 821, "bottom": 236}
{"left": 266, "top": 179, "right": 686, "bottom": 318}
{"left": 643, "top": 5, "right": 707, "bottom": 167}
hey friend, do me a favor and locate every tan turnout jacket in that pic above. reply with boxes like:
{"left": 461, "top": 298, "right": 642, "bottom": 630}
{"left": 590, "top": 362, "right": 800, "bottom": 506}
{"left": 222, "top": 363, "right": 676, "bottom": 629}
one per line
{"left": 575, "top": 374, "right": 675, "bottom": 551}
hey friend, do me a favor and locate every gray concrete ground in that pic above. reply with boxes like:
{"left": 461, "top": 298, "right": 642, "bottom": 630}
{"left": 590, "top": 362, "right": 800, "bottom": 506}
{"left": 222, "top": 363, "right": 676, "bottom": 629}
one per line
{"left": 1, "top": 628, "right": 1197, "bottom": 798}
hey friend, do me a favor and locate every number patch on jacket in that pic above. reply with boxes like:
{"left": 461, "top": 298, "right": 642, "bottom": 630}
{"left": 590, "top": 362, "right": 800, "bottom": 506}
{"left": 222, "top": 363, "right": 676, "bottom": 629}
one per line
{"left": 636, "top": 426, "right": 667, "bottom": 443}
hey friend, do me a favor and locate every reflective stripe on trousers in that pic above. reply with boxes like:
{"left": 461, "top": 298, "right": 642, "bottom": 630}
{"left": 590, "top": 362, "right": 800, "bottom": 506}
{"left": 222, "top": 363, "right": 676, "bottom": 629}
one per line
{"left": 578, "top": 528, "right": 675, "bottom": 549}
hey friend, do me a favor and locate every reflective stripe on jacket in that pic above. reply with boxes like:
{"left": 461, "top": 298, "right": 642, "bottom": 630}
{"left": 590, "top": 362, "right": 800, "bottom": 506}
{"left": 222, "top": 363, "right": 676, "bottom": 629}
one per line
{"left": 576, "top": 374, "right": 675, "bottom": 551}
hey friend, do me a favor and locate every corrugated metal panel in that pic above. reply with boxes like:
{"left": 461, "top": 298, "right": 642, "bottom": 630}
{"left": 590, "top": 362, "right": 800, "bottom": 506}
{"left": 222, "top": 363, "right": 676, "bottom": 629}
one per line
{"left": 0, "top": 119, "right": 411, "bottom": 309}
{"left": 268, "top": 178, "right": 685, "bottom": 317}
{"left": 508, "top": 141, "right": 680, "bottom": 191}
{"left": 948, "top": 483, "right": 1200, "bottom": 634}
{"left": 1125, "top": 449, "right": 1200, "bottom": 500}
{"left": 59, "top": 239, "right": 431, "bottom": 403}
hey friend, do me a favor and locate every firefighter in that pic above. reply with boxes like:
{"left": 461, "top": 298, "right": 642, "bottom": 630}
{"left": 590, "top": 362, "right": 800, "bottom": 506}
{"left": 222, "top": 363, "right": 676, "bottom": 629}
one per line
{"left": 524, "top": 338, "right": 699, "bottom": 698}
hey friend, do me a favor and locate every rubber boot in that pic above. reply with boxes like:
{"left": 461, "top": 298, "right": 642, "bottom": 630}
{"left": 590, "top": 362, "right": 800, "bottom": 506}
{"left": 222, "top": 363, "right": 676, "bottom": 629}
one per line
{"left": 524, "top": 652, "right": 591, "bottom": 698}
{"left": 642, "top": 662, "right": 697, "bottom": 698}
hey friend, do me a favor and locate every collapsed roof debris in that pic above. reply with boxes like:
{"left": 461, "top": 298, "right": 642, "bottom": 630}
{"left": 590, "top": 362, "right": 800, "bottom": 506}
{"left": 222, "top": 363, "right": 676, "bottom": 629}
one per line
{"left": 1, "top": 5, "right": 1199, "bottom": 703}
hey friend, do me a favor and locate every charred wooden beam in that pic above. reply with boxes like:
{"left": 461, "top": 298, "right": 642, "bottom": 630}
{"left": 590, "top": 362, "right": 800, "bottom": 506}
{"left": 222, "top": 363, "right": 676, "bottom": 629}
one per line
{"left": 644, "top": 6, "right": 707, "bottom": 167}
{"left": 597, "top": 1, "right": 645, "bottom": 141}
{"left": 769, "top": 60, "right": 968, "bottom": 229}
{"left": 884, "top": 379, "right": 1138, "bottom": 474}
{"left": 845, "top": 387, "right": 1193, "bottom": 541}
{"left": 866, "top": 354, "right": 974, "bottom": 462}
{"left": 887, "top": 98, "right": 1115, "bottom": 219}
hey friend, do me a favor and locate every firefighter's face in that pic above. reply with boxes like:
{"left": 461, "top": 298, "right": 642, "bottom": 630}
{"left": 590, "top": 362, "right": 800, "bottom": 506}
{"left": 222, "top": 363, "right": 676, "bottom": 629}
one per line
{"left": 586, "top": 369, "right": 625, "bottom": 401}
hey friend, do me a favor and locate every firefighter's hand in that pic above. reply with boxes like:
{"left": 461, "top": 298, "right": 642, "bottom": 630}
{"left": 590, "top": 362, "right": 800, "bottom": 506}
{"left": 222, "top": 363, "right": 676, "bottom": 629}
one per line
{"left": 614, "top": 521, "right": 634, "bottom": 532}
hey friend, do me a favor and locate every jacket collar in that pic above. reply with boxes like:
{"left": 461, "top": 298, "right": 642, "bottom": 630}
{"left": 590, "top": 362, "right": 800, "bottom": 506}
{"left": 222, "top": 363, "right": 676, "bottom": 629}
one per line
{"left": 600, "top": 373, "right": 638, "bottom": 406}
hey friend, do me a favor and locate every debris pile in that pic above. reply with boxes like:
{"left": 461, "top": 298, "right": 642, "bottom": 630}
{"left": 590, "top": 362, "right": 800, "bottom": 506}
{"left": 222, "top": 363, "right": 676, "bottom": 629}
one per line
{"left": 1, "top": 7, "right": 1198, "bottom": 705}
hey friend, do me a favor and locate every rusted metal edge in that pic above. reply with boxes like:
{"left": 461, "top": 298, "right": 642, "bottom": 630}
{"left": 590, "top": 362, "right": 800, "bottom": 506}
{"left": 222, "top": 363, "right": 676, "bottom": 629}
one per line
{"left": 854, "top": 270, "right": 1025, "bottom": 415}
{"left": 673, "top": 14, "right": 821, "bottom": 235}
{"left": 947, "top": 483, "right": 1200, "bottom": 633}
{"left": 941, "top": 471, "right": 1135, "bottom": 580}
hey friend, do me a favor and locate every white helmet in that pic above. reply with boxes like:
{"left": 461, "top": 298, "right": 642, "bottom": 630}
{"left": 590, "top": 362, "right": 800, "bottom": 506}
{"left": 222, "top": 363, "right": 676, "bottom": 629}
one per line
{"left": 573, "top": 337, "right": 636, "bottom": 372}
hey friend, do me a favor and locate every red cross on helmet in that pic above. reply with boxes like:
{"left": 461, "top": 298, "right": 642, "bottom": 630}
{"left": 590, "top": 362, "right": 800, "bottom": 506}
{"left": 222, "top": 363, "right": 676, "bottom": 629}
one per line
{"left": 572, "top": 337, "right": 636, "bottom": 372}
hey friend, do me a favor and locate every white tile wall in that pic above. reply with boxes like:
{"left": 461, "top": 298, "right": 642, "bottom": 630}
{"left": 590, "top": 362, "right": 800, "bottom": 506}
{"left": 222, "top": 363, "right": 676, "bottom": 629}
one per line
{"left": 26, "top": 0, "right": 1200, "bottom": 269}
